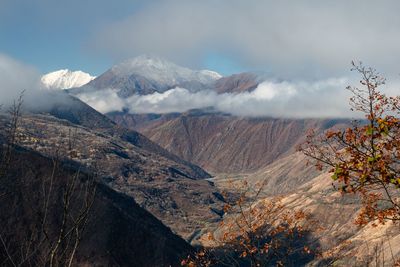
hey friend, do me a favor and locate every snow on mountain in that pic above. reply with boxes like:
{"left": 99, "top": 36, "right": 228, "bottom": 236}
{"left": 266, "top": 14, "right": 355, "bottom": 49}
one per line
{"left": 111, "top": 55, "right": 222, "bottom": 86}
{"left": 197, "top": 70, "right": 223, "bottom": 81}
{"left": 41, "top": 69, "right": 96, "bottom": 90}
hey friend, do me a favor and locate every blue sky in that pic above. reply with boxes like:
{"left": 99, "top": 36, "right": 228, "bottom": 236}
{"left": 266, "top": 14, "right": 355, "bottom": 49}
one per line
{"left": 0, "top": 0, "right": 143, "bottom": 75}
{"left": 0, "top": 0, "right": 246, "bottom": 75}
{"left": 2, "top": 1, "right": 400, "bottom": 79}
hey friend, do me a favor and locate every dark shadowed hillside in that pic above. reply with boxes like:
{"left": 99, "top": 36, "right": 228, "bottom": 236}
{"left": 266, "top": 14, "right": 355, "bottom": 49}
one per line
{"left": 0, "top": 145, "right": 192, "bottom": 267}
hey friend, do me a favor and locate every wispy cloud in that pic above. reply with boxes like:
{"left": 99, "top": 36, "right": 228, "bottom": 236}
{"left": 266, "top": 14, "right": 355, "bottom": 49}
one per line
{"left": 90, "top": 0, "right": 400, "bottom": 79}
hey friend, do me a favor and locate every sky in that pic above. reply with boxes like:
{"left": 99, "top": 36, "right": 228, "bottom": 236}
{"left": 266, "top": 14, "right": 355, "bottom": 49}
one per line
{"left": 1, "top": 1, "right": 400, "bottom": 118}
{"left": 2, "top": 0, "right": 400, "bottom": 79}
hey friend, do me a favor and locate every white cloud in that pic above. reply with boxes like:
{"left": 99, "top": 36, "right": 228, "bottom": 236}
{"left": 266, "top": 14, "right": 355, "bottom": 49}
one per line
{"left": 0, "top": 53, "right": 42, "bottom": 107}
{"left": 1, "top": 53, "right": 397, "bottom": 119}
{"left": 74, "top": 89, "right": 125, "bottom": 113}
{"left": 0, "top": 53, "right": 80, "bottom": 112}
{"left": 76, "top": 77, "right": 372, "bottom": 118}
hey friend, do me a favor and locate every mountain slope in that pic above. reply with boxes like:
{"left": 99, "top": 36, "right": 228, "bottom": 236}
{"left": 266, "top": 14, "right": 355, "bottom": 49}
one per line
{"left": 4, "top": 98, "right": 223, "bottom": 240}
{"left": 41, "top": 69, "right": 95, "bottom": 89}
{"left": 31, "top": 91, "right": 210, "bottom": 179}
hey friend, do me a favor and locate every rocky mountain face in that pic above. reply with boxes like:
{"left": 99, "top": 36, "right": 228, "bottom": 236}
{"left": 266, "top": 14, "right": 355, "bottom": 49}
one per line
{"left": 69, "top": 55, "right": 222, "bottom": 97}
{"left": 41, "top": 69, "right": 95, "bottom": 89}
{"left": 0, "top": 143, "right": 192, "bottom": 266}
{"left": 109, "top": 111, "right": 348, "bottom": 173}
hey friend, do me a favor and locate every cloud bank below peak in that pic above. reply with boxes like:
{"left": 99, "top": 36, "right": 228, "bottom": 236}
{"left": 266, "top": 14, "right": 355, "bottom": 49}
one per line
{"left": 76, "top": 77, "right": 364, "bottom": 118}
{"left": 0, "top": 54, "right": 83, "bottom": 112}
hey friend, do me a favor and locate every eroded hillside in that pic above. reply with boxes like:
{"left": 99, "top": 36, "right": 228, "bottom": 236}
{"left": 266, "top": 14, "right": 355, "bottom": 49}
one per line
{"left": 109, "top": 111, "right": 348, "bottom": 173}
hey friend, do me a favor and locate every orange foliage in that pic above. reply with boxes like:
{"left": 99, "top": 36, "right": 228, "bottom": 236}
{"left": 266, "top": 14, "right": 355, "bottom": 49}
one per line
{"left": 301, "top": 61, "right": 400, "bottom": 225}
{"left": 182, "top": 181, "right": 316, "bottom": 266}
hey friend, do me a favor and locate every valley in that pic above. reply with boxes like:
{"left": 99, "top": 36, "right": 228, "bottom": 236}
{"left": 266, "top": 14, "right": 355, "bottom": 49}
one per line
{"left": 107, "top": 108, "right": 400, "bottom": 265}
{"left": 1, "top": 54, "right": 399, "bottom": 266}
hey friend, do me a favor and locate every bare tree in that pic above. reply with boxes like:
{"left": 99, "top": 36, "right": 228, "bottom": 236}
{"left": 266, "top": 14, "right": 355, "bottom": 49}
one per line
{"left": 0, "top": 94, "right": 97, "bottom": 267}
{"left": 0, "top": 92, "right": 24, "bottom": 180}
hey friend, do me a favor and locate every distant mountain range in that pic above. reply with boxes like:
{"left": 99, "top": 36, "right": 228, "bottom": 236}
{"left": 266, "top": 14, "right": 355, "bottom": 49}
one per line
{"left": 52, "top": 55, "right": 224, "bottom": 97}
{"left": 42, "top": 55, "right": 267, "bottom": 97}
{"left": 42, "top": 55, "right": 340, "bottom": 174}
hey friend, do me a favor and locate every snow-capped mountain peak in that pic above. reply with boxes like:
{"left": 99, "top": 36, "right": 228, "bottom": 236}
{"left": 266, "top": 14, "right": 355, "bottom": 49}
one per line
{"left": 41, "top": 69, "right": 96, "bottom": 90}
{"left": 111, "top": 55, "right": 222, "bottom": 85}
{"left": 197, "top": 70, "right": 222, "bottom": 80}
